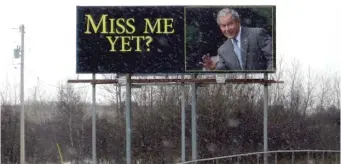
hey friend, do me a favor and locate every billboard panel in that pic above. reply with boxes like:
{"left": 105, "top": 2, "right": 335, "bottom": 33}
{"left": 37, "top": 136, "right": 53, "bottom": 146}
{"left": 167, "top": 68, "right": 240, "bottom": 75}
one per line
{"left": 76, "top": 6, "right": 276, "bottom": 74}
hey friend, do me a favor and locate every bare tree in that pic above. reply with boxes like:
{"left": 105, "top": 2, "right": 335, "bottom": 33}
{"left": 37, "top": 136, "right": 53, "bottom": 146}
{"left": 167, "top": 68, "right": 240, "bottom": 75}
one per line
{"left": 287, "top": 58, "right": 303, "bottom": 113}
{"left": 316, "top": 72, "right": 332, "bottom": 112}
{"left": 54, "top": 83, "right": 87, "bottom": 162}
{"left": 332, "top": 73, "right": 340, "bottom": 109}
{"left": 0, "top": 80, "right": 20, "bottom": 106}
{"left": 100, "top": 74, "right": 123, "bottom": 118}
{"left": 301, "top": 66, "right": 316, "bottom": 115}
{"left": 270, "top": 54, "right": 286, "bottom": 105}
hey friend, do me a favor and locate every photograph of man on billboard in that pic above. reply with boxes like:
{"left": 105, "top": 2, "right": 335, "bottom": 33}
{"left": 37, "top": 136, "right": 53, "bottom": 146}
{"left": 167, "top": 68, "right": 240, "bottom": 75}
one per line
{"left": 185, "top": 6, "right": 275, "bottom": 73}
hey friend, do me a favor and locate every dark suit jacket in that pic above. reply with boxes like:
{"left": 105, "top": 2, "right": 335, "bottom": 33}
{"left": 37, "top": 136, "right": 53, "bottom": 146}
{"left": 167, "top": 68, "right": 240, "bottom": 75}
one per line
{"left": 215, "top": 27, "right": 273, "bottom": 70}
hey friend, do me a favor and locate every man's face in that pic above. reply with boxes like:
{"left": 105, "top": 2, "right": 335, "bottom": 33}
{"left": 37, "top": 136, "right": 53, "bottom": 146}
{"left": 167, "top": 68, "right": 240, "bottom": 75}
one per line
{"left": 218, "top": 13, "right": 240, "bottom": 39}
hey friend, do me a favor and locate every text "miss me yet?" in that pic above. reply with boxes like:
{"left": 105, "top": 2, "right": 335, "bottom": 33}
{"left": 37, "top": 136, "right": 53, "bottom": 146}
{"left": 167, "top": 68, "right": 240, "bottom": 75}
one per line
{"left": 84, "top": 14, "right": 175, "bottom": 52}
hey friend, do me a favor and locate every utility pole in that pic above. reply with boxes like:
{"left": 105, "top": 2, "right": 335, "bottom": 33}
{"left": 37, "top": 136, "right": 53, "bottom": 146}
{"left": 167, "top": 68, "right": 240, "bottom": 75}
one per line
{"left": 20, "top": 24, "right": 25, "bottom": 164}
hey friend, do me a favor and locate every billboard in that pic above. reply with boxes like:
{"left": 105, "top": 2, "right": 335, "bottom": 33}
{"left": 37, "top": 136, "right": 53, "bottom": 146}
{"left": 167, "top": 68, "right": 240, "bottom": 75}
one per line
{"left": 76, "top": 6, "right": 276, "bottom": 74}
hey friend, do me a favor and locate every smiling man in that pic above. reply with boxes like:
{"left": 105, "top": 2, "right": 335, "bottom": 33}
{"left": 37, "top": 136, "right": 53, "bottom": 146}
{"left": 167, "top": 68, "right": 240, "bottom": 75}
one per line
{"left": 202, "top": 8, "right": 273, "bottom": 71}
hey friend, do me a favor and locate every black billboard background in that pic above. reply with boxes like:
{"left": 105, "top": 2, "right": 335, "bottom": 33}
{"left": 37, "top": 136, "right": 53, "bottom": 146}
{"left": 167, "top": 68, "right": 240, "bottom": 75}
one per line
{"left": 76, "top": 6, "right": 184, "bottom": 73}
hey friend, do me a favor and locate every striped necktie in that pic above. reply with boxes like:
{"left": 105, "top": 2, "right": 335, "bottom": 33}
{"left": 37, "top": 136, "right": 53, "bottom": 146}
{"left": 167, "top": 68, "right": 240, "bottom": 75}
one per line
{"left": 232, "top": 38, "right": 243, "bottom": 69}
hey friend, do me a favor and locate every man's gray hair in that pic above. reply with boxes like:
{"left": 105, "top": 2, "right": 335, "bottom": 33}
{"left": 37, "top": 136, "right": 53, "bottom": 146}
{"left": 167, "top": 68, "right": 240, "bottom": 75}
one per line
{"left": 216, "top": 8, "right": 240, "bottom": 24}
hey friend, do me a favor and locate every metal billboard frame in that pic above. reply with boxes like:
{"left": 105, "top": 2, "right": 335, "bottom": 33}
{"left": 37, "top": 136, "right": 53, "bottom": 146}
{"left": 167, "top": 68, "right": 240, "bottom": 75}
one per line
{"left": 68, "top": 73, "right": 283, "bottom": 164}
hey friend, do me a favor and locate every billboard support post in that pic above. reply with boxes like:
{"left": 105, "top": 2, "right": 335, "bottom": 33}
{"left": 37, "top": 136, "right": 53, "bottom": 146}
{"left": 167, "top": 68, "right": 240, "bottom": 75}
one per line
{"left": 191, "top": 74, "right": 198, "bottom": 162}
{"left": 92, "top": 73, "right": 97, "bottom": 164}
{"left": 263, "top": 73, "right": 269, "bottom": 164}
{"left": 181, "top": 75, "right": 186, "bottom": 162}
{"left": 125, "top": 74, "right": 132, "bottom": 164}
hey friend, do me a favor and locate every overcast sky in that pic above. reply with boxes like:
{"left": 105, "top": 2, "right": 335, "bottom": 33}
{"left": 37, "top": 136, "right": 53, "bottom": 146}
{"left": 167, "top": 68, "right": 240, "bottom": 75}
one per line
{"left": 0, "top": 0, "right": 340, "bottom": 102}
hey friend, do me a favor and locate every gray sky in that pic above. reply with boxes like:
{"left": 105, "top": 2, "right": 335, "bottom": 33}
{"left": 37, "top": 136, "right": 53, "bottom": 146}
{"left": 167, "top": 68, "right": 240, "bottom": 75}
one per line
{"left": 0, "top": 0, "right": 340, "bottom": 102}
